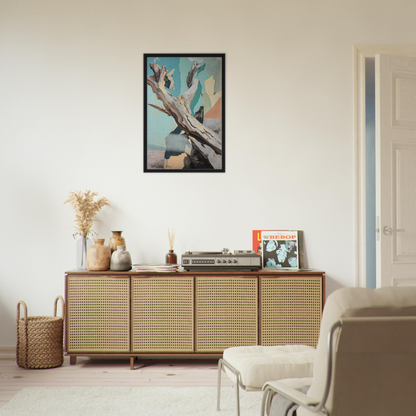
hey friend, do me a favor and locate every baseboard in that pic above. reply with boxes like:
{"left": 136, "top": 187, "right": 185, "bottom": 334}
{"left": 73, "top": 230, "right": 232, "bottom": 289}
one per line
{"left": 0, "top": 346, "right": 15, "bottom": 359}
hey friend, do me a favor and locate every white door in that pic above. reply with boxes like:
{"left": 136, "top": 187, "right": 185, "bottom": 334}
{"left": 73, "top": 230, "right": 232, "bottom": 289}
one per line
{"left": 376, "top": 54, "right": 416, "bottom": 287}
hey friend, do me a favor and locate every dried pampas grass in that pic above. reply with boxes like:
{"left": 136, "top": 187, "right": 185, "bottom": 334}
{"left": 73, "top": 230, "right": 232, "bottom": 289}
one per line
{"left": 64, "top": 190, "right": 111, "bottom": 238}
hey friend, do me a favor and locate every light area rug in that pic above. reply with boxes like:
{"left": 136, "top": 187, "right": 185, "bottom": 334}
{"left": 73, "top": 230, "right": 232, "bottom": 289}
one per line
{"left": 0, "top": 386, "right": 264, "bottom": 416}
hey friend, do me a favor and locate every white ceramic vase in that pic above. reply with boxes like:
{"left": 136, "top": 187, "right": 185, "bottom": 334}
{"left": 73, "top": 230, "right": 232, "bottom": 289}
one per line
{"left": 110, "top": 245, "right": 132, "bottom": 271}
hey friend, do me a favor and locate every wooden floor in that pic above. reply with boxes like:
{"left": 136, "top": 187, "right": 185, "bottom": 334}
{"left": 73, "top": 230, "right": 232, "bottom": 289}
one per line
{"left": 0, "top": 353, "right": 234, "bottom": 408}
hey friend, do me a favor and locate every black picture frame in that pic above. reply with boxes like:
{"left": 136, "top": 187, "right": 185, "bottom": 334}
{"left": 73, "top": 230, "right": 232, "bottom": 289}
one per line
{"left": 144, "top": 53, "right": 225, "bottom": 172}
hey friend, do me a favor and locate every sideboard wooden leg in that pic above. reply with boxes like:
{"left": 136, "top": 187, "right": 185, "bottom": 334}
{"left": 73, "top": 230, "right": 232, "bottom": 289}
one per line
{"left": 70, "top": 356, "right": 77, "bottom": 365}
{"left": 130, "top": 356, "right": 135, "bottom": 370}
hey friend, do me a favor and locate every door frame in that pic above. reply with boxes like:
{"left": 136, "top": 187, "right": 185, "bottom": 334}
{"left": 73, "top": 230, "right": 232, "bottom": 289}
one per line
{"left": 353, "top": 45, "right": 416, "bottom": 288}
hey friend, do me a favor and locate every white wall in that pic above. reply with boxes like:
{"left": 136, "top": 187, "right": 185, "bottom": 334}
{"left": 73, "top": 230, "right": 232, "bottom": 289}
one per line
{"left": 1, "top": 0, "right": 416, "bottom": 346}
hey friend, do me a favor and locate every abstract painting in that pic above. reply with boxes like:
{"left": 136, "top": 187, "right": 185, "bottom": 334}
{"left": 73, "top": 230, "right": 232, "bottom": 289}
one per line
{"left": 144, "top": 54, "right": 225, "bottom": 172}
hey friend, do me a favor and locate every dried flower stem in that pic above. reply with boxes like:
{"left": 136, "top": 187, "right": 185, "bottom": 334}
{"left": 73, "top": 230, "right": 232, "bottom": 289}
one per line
{"left": 64, "top": 190, "right": 111, "bottom": 239}
{"left": 168, "top": 228, "right": 175, "bottom": 250}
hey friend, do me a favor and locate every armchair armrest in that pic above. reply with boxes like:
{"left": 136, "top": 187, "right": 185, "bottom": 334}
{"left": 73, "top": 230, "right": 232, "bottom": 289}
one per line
{"left": 265, "top": 380, "right": 318, "bottom": 405}
{"left": 261, "top": 379, "right": 325, "bottom": 416}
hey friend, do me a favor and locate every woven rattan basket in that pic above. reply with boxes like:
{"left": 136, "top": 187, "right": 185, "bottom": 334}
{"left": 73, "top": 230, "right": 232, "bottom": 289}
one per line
{"left": 16, "top": 295, "right": 65, "bottom": 369}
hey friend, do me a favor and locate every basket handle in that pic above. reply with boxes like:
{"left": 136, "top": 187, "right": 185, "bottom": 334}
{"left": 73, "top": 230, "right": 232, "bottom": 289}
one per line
{"left": 53, "top": 295, "right": 65, "bottom": 320}
{"left": 17, "top": 300, "right": 28, "bottom": 323}
{"left": 16, "top": 300, "right": 28, "bottom": 368}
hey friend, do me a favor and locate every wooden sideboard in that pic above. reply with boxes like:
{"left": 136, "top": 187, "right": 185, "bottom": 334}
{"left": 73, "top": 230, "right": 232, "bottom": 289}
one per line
{"left": 65, "top": 270, "right": 325, "bottom": 369}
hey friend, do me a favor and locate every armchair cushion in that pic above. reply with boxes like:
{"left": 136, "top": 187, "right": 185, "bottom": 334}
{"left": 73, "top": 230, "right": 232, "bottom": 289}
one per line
{"left": 223, "top": 345, "right": 315, "bottom": 389}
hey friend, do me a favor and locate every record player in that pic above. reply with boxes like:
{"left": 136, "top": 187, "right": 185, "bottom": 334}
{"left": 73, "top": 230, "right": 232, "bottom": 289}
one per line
{"left": 181, "top": 248, "right": 261, "bottom": 271}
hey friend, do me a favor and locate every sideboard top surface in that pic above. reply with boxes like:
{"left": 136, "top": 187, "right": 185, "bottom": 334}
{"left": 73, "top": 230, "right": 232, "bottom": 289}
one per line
{"left": 65, "top": 269, "right": 325, "bottom": 276}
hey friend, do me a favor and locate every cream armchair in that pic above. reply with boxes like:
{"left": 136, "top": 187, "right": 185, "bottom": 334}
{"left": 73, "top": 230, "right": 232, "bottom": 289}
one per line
{"left": 261, "top": 286, "right": 416, "bottom": 416}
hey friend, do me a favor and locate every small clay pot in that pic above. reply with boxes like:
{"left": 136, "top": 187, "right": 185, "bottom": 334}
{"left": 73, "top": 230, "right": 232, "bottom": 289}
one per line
{"left": 108, "top": 231, "right": 126, "bottom": 253}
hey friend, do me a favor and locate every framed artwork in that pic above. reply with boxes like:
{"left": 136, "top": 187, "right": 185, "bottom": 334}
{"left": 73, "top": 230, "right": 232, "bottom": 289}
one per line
{"left": 144, "top": 54, "right": 225, "bottom": 172}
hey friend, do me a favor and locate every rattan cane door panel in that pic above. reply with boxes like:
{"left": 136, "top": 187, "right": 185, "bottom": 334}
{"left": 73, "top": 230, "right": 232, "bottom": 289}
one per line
{"left": 260, "top": 276, "right": 322, "bottom": 347}
{"left": 67, "top": 276, "right": 130, "bottom": 352}
{"left": 132, "top": 276, "right": 194, "bottom": 352}
{"left": 195, "top": 276, "right": 258, "bottom": 352}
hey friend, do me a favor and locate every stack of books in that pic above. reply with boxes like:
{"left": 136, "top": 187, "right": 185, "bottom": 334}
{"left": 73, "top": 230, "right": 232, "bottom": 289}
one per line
{"left": 131, "top": 264, "right": 179, "bottom": 272}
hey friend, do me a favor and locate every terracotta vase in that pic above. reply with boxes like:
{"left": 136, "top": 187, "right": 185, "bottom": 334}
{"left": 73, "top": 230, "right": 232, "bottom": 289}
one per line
{"left": 110, "top": 246, "right": 132, "bottom": 271}
{"left": 108, "top": 231, "right": 126, "bottom": 253}
{"left": 165, "top": 249, "right": 177, "bottom": 265}
{"left": 86, "top": 239, "right": 111, "bottom": 271}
